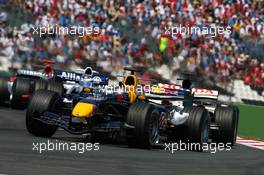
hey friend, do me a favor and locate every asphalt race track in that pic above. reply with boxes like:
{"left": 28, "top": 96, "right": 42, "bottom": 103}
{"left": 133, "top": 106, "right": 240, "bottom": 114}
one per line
{"left": 0, "top": 107, "right": 263, "bottom": 175}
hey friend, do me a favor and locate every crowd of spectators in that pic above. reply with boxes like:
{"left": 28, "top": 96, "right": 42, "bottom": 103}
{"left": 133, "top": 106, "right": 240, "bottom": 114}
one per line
{"left": 0, "top": 0, "right": 263, "bottom": 94}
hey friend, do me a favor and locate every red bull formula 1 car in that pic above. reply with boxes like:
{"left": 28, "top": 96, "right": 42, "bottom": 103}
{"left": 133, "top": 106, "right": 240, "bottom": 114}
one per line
{"left": 25, "top": 67, "right": 239, "bottom": 150}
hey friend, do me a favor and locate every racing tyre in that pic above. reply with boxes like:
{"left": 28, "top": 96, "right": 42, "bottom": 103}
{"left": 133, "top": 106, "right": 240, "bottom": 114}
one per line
{"left": 182, "top": 106, "right": 210, "bottom": 151}
{"left": 26, "top": 90, "right": 61, "bottom": 137}
{"left": 34, "top": 79, "right": 47, "bottom": 91}
{"left": 214, "top": 106, "right": 239, "bottom": 146}
{"left": 0, "top": 77, "right": 10, "bottom": 105}
{"left": 10, "top": 78, "right": 31, "bottom": 109}
{"left": 47, "top": 80, "right": 64, "bottom": 96}
{"left": 126, "top": 102, "right": 159, "bottom": 149}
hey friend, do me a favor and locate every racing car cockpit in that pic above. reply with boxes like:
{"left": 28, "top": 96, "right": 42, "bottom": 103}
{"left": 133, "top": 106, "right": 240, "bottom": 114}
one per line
{"left": 118, "top": 67, "right": 145, "bottom": 103}
{"left": 123, "top": 75, "right": 138, "bottom": 88}
{"left": 122, "top": 67, "right": 139, "bottom": 87}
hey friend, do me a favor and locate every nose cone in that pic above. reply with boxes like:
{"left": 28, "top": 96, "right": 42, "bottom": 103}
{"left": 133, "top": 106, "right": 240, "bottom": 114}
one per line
{"left": 72, "top": 102, "right": 96, "bottom": 118}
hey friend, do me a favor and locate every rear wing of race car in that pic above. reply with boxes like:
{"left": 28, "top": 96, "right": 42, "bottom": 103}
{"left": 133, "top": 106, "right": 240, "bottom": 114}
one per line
{"left": 146, "top": 83, "right": 219, "bottom": 100}
{"left": 16, "top": 59, "right": 55, "bottom": 78}
{"left": 192, "top": 88, "right": 218, "bottom": 100}
{"left": 16, "top": 69, "right": 47, "bottom": 78}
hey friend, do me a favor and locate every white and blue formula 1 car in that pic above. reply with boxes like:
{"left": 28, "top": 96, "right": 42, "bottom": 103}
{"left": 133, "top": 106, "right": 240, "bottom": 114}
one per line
{"left": 0, "top": 60, "right": 108, "bottom": 109}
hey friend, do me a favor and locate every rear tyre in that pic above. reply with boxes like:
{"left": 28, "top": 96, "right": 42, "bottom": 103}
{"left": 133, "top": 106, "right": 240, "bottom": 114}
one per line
{"left": 26, "top": 90, "right": 60, "bottom": 137}
{"left": 0, "top": 77, "right": 10, "bottom": 105}
{"left": 182, "top": 106, "right": 210, "bottom": 151}
{"left": 47, "top": 80, "right": 64, "bottom": 96}
{"left": 10, "top": 78, "right": 31, "bottom": 109}
{"left": 34, "top": 79, "right": 47, "bottom": 91}
{"left": 214, "top": 106, "right": 239, "bottom": 146}
{"left": 126, "top": 102, "right": 159, "bottom": 149}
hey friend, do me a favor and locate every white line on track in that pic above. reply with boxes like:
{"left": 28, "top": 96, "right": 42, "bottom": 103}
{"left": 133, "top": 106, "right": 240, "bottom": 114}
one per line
{"left": 237, "top": 136, "right": 264, "bottom": 150}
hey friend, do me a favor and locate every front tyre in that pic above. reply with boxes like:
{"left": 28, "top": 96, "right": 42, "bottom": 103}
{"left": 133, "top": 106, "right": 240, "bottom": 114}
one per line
{"left": 126, "top": 102, "right": 159, "bottom": 149}
{"left": 26, "top": 90, "right": 61, "bottom": 137}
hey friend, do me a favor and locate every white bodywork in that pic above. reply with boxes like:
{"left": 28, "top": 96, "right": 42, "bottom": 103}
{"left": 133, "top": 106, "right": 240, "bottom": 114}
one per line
{"left": 147, "top": 83, "right": 220, "bottom": 126}
{"left": 169, "top": 109, "right": 189, "bottom": 126}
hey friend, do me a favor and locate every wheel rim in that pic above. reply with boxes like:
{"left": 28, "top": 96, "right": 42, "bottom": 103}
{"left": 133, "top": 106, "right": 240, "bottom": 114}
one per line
{"left": 148, "top": 111, "right": 159, "bottom": 144}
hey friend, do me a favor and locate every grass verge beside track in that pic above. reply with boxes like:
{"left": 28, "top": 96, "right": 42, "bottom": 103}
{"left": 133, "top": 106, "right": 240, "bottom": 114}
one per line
{"left": 237, "top": 103, "right": 264, "bottom": 140}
